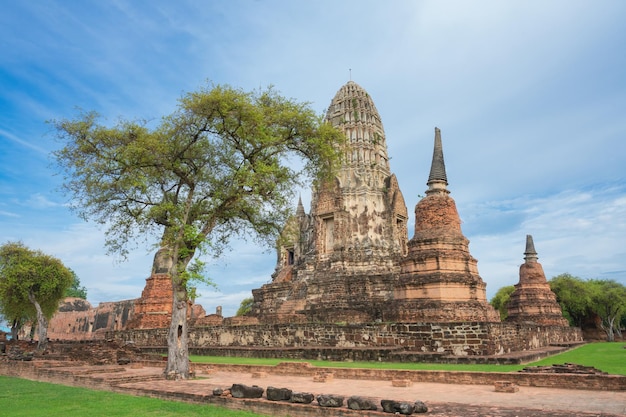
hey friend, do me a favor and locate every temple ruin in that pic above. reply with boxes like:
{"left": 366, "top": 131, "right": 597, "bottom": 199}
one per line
{"left": 250, "top": 82, "right": 499, "bottom": 324}
{"left": 506, "top": 235, "right": 570, "bottom": 326}
{"left": 44, "top": 80, "right": 581, "bottom": 359}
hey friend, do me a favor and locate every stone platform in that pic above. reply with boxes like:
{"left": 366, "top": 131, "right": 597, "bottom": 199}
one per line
{"left": 1, "top": 357, "right": 625, "bottom": 417}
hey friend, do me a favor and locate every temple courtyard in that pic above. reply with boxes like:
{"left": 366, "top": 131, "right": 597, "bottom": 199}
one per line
{"left": 1, "top": 350, "right": 624, "bottom": 417}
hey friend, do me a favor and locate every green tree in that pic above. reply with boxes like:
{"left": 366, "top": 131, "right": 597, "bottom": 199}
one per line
{"left": 52, "top": 83, "right": 344, "bottom": 379}
{"left": 489, "top": 285, "right": 515, "bottom": 320}
{"left": 64, "top": 269, "right": 88, "bottom": 299}
{"left": 236, "top": 297, "right": 254, "bottom": 316}
{"left": 549, "top": 273, "right": 592, "bottom": 327}
{"left": 588, "top": 279, "right": 626, "bottom": 342}
{"left": 0, "top": 242, "right": 74, "bottom": 350}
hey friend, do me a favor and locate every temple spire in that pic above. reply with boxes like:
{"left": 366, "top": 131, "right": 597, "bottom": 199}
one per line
{"left": 426, "top": 127, "right": 449, "bottom": 195}
{"left": 524, "top": 234, "right": 538, "bottom": 263}
{"left": 296, "top": 195, "right": 305, "bottom": 217}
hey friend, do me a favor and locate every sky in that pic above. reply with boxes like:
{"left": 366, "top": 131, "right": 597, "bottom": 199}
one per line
{"left": 1, "top": 0, "right": 625, "bottom": 318}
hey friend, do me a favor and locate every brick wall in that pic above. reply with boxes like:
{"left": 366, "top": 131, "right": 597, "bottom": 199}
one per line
{"left": 111, "top": 321, "right": 581, "bottom": 358}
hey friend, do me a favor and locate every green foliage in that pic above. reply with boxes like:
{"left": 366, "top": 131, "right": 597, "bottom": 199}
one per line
{"left": 64, "top": 269, "right": 87, "bottom": 299}
{"left": 489, "top": 285, "right": 515, "bottom": 320}
{"left": 549, "top": 273, "right": 592, "bottom": 327}
{"left": 52, "top": 83, "right": 344, "bottom": 273}
{"left": 0, "top": 242, "right": 73, "bottom": 321}
{"left": 550, "top": 273, "right": 626, "bottom": 341}
{"left": 0, "top": 242, "right": 74, "bottom": 346}
{"left": 51, "top": 83, "right": 344, "bottom": 376}
{"left": 587, "top": 279, "right": 626, "bottom": 341}
{"left": 236, "top": 297, "right": 254, "bottom": 316}
{"left": 0, "top": 376, "right": 268, "bottom": 417}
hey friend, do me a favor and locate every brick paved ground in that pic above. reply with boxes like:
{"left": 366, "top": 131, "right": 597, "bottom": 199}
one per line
{"left": 19, "top": 363, "right": 624, "bottom": 417}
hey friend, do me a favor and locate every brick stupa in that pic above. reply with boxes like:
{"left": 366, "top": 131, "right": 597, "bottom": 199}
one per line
{"left": 126, "top": 247, "right": 208, "bottom": 329}
{"left": 506, "top": 235, "right": 568, "bottom": 326}
{"left": 394, "top": 128, "right": 500, "bottom": 322}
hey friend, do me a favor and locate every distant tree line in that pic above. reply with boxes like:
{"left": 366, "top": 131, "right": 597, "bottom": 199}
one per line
{"left": 490, "top": 273, "right": 626, "bottom": 342}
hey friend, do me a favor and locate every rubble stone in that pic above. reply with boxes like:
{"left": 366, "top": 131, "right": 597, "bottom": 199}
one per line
{"left": 290, "top": 391, "right": 314, "bottom": 404}
{"left": 347, "top": 395, "right": 378, "bottom": 410}
{"left": 266, "top": 386, "right": 292, "bottom": 401}
{"left": 230, "top": 383, "right": 264, "bottom": 399}
{"left": 316, "top": 394, "right": 344, "bottom": 407}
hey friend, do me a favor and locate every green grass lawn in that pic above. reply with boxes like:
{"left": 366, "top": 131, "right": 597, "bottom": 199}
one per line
{"left": 0, "top": 376, "right": 269, "bottom": 417}
{"left": 189, "top": 342, "right": 626, "bottom": 375}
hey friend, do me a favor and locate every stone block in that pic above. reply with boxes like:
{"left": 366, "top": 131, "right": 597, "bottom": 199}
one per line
{"left": 251, "top": 371, "right": 267, "bottom": 378}
{"left": 494, "top": 380, "right": 519, "bottom": 393}
{"left": 290, "top": 391, "right": 314, "bottom": 404}
{"left": 230, "top": 383, "right": 264, "bottom": 398}
{"left": 316, "top": 394, "right": 344, "bottom": 407}
{"left": 392, "top": 379, "right": 413, "bottom": 387}
{"left": 381, "top": 399, "right": 428, "bottom": 414}
{"left": 313, "top": 371, "right": 334, "bottom": 382}
{"left": 266, "top": 386, "right": 292, "bottom": 401}
{"left": 347, "top": 395, "right": 378, "bottom": 410}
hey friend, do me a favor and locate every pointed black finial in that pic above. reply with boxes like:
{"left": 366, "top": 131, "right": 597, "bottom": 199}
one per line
{"left": 524, "top": 234, "right": 538, "bottom": 263}
{"left": 426, "top": 127, "right": 449, "bottom": 195}
{"left": 296, "top": 195, "right": 305, "bottom": 217}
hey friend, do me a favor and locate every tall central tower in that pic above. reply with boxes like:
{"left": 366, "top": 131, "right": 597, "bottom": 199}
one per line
{"left": 250, "top": 81, "right": 408, "bottom": 322}
{"left": 311, "top": 81, "right": 408, "bottom": 268}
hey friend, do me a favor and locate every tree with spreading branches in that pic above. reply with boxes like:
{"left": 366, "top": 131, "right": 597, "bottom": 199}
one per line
{"left": 52, "top": 83, "right": 344, "bottom": 379}
{"left": 0, "top": 242, "right": 74, "bottom": 350}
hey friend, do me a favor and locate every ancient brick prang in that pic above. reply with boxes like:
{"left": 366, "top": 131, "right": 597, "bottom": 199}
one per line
{"left": 506, "top": 235, "right": 569, "bottom": 326}
{"left": 250, "top": 81, "right": 409, "bottom": 323}
{"left": 126, "top": 247, "right": 211, "bottom": 329}
{"left": 125, "top": 273, "right": 172, "bottom": 329}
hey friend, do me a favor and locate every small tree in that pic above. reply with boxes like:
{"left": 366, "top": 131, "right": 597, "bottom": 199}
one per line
{"left": 588, "top": 279, "right": 626, "bottom": 342}
{"left": 0, "top": 242, "right": 74, "bottom": 350}
{"left": 64, "top": 269, "right": 88, "bottom": 299}
{"left": 52, "top": 83, "right": 343, "bottom": 378}
{"left": 489, "top": 285, "right": 515, "bottom": 320}
{"left": 236, "top": 297, "right": 254, "bottom": 316}
{"left": 549, "top": 273, "right": 592, "bottom": 327}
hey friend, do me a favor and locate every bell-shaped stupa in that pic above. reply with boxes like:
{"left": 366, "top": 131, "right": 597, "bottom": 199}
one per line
{"left": 395, "top": 128, "right": 500, "bottom": 322}
{"left": 506, "top": 235, "right": 569, "bottom": 326}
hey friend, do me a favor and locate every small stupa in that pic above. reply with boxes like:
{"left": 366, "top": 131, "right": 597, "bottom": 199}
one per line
{"left": 506, "top": 235, "right": 569, "bottom": 326}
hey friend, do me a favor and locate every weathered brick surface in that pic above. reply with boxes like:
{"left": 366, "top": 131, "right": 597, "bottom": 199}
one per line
{"left": 112, "top": 321, "right": 581, "bottom": 359}
{"left": 46, "top": 298, "right": 135, "bottom": 341}
{"left": 507, "top": 239, "right": 569, "bottom": 326}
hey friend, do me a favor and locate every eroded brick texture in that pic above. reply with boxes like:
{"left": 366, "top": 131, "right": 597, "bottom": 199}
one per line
{"left": 46, "top": 81, "right": 581, "bottom": 358}
{"left": 250, "top": 81, "right": 499, "bottom": 325}
{"left": 506, "top": 236, "right": 569, "bottom": 326}
{"left": 46, "top": 298, "right": 135, "bottom": 340}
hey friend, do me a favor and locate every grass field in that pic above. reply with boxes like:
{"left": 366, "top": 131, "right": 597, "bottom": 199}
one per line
{"left": 0, "top": 376, "right": 268, "bottom": 417}
{"left": 189, "top": 342, "right": 626, "bottom": 375}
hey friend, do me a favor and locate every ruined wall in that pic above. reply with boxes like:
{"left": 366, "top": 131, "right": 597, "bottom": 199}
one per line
{"left": 111, "top": 322, "right": 581, "bottom": 358}
{"left": 46, "top": 298, "right": 135, "bottom": 341}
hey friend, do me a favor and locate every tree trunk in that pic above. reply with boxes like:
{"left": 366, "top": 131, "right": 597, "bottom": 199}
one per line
{"left": 161, "top": 243, "right": 192, "bottom": 380}
{"left": 10, "top": 319, "right": 19, "bottom": 341}
{"left": 601, "top": 316, "right": 616, "bottom": 342}
{"left": 165, "top": 277, "right": 190, "bottom": 379}
{"left": 28, "top": 292, "right": 48, "bottom": 351}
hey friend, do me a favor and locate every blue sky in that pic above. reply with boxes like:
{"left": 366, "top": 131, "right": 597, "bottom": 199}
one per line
{"left": 1, "top": 1, "right": 625, "bottom": 317}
